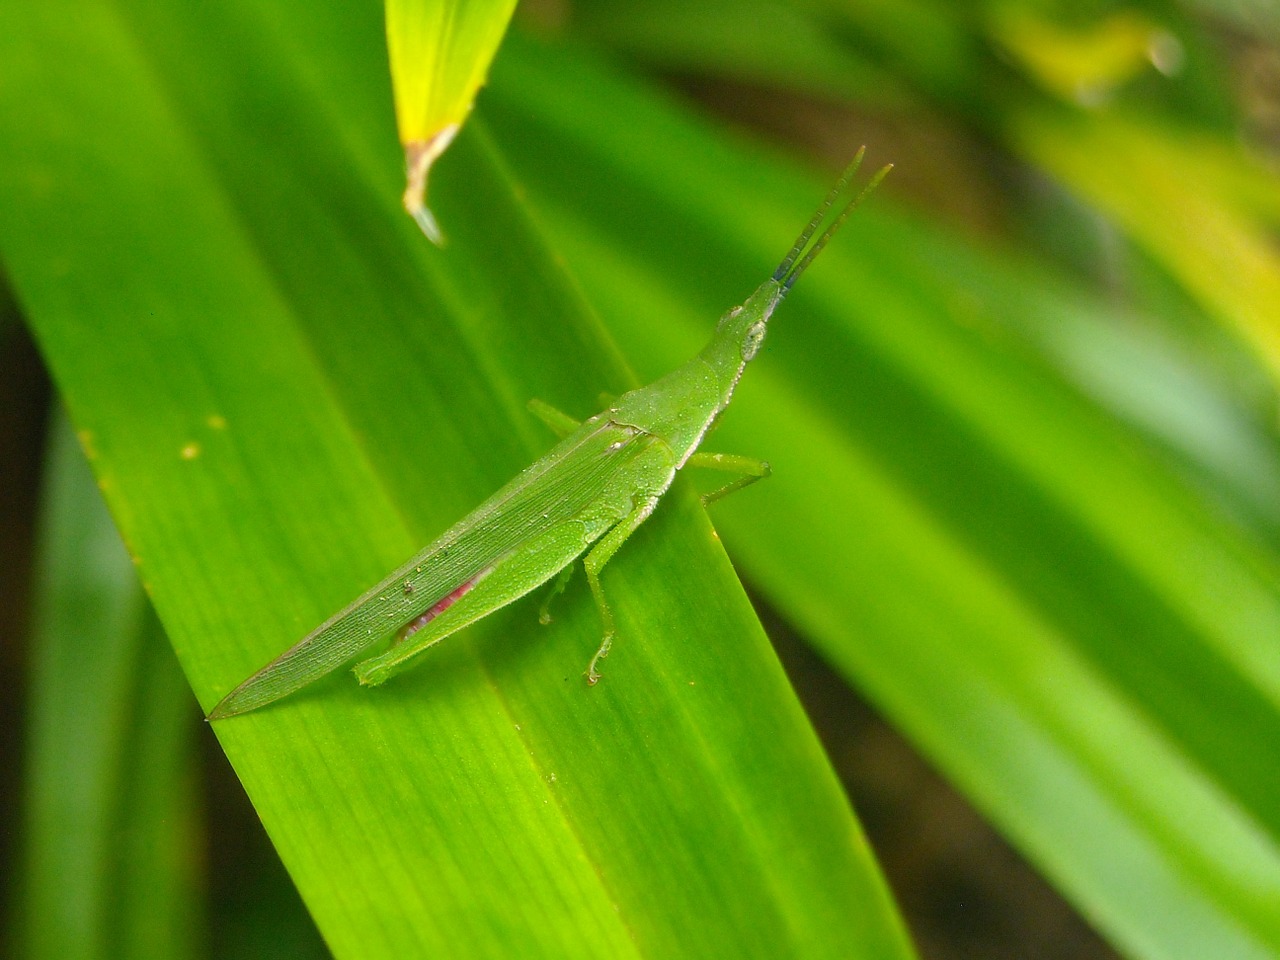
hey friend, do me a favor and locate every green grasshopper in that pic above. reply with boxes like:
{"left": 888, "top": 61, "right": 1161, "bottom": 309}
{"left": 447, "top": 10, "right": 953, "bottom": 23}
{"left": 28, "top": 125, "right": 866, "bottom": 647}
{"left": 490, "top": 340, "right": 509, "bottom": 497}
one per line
{"left": 208, "top": 150, "right": 890, "bottom": 719}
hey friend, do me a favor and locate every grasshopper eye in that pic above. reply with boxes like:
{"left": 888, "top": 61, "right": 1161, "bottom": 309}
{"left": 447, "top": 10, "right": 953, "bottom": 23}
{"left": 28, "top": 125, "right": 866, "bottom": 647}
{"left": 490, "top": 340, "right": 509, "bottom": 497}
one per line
{"left": 717, "top": 304, "right": 744, "bottom": 331}
{"left": 741, "top": 322, "right": 767, "bottom": 360}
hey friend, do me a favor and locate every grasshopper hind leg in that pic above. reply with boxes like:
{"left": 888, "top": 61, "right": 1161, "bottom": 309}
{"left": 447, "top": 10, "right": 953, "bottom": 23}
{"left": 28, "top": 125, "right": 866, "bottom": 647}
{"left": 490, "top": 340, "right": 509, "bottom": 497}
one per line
{"left": 582, "top": 494, "right": 662, "bottom": 684}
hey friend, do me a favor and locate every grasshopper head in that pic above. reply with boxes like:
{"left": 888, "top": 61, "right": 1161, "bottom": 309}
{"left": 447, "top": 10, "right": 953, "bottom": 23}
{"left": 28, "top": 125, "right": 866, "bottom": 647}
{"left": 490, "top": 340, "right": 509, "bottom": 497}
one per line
{"left": 702, "top": 152, "right": 890, "bottom": 385}
{"left": 716, "top": 280, "right": 783, "bottom": 362}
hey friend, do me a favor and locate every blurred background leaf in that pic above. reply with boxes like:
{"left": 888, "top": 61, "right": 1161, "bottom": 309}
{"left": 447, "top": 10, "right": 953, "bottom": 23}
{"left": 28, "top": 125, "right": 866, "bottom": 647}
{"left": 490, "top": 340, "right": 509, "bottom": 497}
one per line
{"left": 19, "top": 412, "right": 201, "bottom": 960}
{"left": 2, "top": 0, "right": 1278, "bottom": 959}
{"left": 485, "top": 30, "right": 1280, "bottom": 959}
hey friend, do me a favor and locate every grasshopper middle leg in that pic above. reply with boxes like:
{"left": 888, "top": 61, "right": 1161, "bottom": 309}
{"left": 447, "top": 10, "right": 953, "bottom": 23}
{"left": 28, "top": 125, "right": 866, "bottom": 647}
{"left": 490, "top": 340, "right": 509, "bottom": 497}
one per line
{"left": 686, "top": 451, "right": 772, "bottom": 505}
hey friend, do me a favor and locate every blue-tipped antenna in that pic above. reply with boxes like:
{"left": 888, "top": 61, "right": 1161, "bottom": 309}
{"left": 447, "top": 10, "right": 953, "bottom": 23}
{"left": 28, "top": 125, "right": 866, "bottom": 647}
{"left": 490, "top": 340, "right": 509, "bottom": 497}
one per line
{"left": 772, "top": 148, "right": 892, "bottom": 294}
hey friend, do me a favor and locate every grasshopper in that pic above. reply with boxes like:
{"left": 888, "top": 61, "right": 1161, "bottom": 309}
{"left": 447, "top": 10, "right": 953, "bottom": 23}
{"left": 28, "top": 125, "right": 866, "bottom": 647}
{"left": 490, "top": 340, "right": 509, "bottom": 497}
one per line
{"left": 208, "top": 150, "right": 890, "bottom": 719}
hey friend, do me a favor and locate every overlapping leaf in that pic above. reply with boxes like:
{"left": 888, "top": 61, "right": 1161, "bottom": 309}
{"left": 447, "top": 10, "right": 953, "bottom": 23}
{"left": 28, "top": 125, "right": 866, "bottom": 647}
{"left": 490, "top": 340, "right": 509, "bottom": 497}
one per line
{"left": 0, "top": 2, "right": 911, "bottom": 958}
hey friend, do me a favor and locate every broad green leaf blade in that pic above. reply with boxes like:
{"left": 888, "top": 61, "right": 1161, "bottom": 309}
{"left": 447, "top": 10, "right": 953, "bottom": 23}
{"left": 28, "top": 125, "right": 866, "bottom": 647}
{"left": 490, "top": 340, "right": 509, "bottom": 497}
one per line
{"left": 485, "top": 37, "right": 1280, "bottom": 960}
{"left": 0, "top": 3, "right": 913, "bottom": 959}
{"left": 22, "top": 412, "right": 200, "bottom": 960}
{"left": 386, "top": 0, "right": 519, "bottom": 241}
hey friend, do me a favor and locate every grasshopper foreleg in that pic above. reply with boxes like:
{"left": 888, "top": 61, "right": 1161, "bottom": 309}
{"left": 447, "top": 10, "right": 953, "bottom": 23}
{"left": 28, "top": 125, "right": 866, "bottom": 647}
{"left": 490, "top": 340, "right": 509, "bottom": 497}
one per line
{"left": 686, "top": 451, "right": 772, "bottom": 505}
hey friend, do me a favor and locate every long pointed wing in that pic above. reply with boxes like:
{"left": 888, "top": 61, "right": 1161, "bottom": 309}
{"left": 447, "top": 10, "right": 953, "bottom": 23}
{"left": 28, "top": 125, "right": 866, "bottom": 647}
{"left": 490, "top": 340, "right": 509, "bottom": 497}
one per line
{"left": 207, "top": 415, "right": 652, "bottom": 718}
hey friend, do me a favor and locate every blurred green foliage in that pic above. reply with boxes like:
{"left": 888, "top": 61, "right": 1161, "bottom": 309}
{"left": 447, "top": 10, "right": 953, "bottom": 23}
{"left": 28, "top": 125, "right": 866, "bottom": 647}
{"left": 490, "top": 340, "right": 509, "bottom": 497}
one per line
{"left": 2, "top": 1, "right": 1278, "bottom": 959}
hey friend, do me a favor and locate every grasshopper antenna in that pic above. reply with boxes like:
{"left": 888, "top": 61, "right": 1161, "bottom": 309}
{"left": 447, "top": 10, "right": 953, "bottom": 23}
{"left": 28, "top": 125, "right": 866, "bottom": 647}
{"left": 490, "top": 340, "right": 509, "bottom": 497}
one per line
{"left": 771, "top": 148, "right": 865, "bottom": 285}
{"left": 773, "top": 148, "right": 892, "bottom": 295}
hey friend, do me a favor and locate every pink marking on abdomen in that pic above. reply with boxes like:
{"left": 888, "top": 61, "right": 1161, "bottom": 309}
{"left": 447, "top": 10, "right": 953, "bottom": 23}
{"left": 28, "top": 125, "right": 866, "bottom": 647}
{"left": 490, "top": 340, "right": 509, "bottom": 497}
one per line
{"left": 397, "top": 569, "right": 488, "bottom": 642}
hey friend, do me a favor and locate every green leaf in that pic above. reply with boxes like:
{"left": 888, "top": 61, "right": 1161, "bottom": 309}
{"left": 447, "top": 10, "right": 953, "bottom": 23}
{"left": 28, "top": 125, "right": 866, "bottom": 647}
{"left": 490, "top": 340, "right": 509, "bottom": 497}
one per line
{"left": 989, "top": 8, "right": 1173, "bottom": 104}
{"left": 386, "top": 0, "right": 517, "bottom": 142}
{"left": 21, "top": 412, "right": 200, "bottom": 960}
{"left": 567, "top": 0, "right": 898, "bottom": 106}
{"left": 0, "top": 2, "right": 912, "bottom": 958}
{"left": 485, "top": 35, "right": 1280, "bottom": 960}
{"left": 1013, "top": 108, "right": 1280, "bottom": 383}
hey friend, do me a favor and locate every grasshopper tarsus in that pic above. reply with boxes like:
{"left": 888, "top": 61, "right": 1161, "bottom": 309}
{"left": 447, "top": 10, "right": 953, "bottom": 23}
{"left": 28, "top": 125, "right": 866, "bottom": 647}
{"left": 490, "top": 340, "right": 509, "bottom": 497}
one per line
{"left": 585, "top": 635, "right": 613, "bottom": 685}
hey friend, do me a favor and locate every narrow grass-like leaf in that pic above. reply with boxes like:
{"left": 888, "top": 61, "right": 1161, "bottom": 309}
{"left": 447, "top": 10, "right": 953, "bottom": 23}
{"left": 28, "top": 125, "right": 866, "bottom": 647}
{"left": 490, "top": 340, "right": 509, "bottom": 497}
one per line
{"left": 486, "top": 37, "right": 1280, "bottom": 960}
{"left": 0, "top": 3, "right": 913, "bottom": 958}
{"left": 990, "top": 9, "right": 1170, "bottom": 103}
{"left": 568, "top": 0, "right": 894, "bottom": 105}
{"left": 386, "top": 0, "right": 518, "bottom": 241}
{"left": 1013, "top": 108, "right": 1280, "bottom": 383}
{"left": 21, "top": 412, "right": 199, "bottom": 960}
